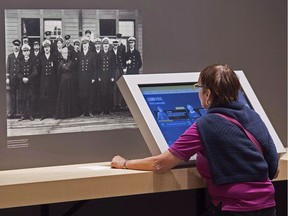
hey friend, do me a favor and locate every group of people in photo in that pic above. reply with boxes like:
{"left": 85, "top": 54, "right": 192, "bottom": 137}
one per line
{"left": 6, "top": 30, "right": 142, "bottom": 121}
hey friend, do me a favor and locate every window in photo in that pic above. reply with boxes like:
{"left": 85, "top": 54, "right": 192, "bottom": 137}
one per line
{"left": 100, "top": 19, "right": 116, "bottom": 36}
{"left": 21, "top": 18, "right": 40, "bottom": 36}
{"left": 119, "top": 20, "right": 135, "bottom": 37}
{"left": 44, "top": 19, "right": 62, "bottom": 39}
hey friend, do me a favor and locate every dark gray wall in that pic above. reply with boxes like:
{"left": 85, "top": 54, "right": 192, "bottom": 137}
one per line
{"left": 0, "top": 0, "right": 286, "bottom": 170}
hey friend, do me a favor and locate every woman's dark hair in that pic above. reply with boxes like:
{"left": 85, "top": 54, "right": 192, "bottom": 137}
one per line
{"left": 199, "top": 64, "right": 241, "bottom": 106}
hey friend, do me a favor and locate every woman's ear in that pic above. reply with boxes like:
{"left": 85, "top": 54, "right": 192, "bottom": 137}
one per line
{"left": 204, "top": 89, "right": 212, "bottom": 106}
{"left": 205, "top": 89, "right": 211, "bottom": 99}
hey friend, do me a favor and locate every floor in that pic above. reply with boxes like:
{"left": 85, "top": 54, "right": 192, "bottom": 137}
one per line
{"left": 7, "top": 110, "right": 137, "bottom": 137}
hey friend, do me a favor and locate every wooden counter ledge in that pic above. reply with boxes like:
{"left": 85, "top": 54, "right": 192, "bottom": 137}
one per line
{"left": 0, "top": 148, "right": 286, "bottom": 209}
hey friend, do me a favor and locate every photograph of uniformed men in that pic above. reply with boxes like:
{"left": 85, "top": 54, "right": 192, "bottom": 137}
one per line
{"left": 5, "top": 9, "right": 142, "bottom": 137}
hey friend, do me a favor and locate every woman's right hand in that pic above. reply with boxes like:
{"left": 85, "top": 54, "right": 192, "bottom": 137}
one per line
{"left": 111, "top": 155, "right": 127, "bottom": 169}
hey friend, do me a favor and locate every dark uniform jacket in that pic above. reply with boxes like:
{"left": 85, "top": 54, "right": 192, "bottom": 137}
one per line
{"left": 89, "top": 41, "right": 96, "bottom": 53}
{"left": 97, "top": 50, "right": 116, "bottom": 82}
{"left": 30, "top": 50, "right": 41, "bottom": 100}
{"left": 78, "top": 50, "right": 95, "bottom": 98}
{"left": 7, "top": 52, "right": 23, "bottom": 88}
{"left": 38, "top": 53, "right": 57, "bottom": 100}
{"left": 70, "top": 49, "right": 80, "bottom": 71}
{"left": 97, "top": 50, "right": 116, "bottom": 112}
{"left": 112, "top": 48, "right": 126, "bottom": 71}
{"left": 18, "top": 57, "right": 37, "bottom": 100}
{"left": 111, "top": 48, "right": 126, "bottom": 81}
{"left": 126, "top": 49, "right": 142, "bottom": 74}
{"left": 30, "top": 51, "right": 41, "bottom": 67}
{"left": 53, "top": 49, "right": 63, "bottom": 67}
{"left": 93, "top": 49, "right": 101, "bottom": 74}
{"left": 118, "top": 43, "right": 126, "bottom": 56}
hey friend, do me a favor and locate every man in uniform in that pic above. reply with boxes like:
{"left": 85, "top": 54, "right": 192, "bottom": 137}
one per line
{"left": 43, "top": 31, "right": 56, "bottom": 53}
{"left": 111, "top": 40, "right": 126, "bottom": 110}
{"left": 116, "top": 33, "right": 126, "bottom": 56}
{"left": 30, "top": 41, "right": 41, "bottom": 115}
{"left": 94, "top": 37, "right": 102, "bottom": 54}
{"left": 18, "top": 44, "right": 37, "bottom": 121}
{"left": 92, "top": 37, "right": 102, "bottom": 114}
{"left": 70, "top": 39, "right": 81, "bottom": 71}
{"left": 97, "top": 37, "right": 116, "bottom": 115}
{"left": 70, "top": 39, "right": 81, "bottom": 115}
{"left": 126, "top": 36, "right": 142, "bottom": 74}
{"left": 31, "top": 41, "right": 41, "bottom": 66}
{"left": 64, "top": 34, "right": 74, "bottom": 53}
{"left": 44, "top": 31, "right": 52, "bottom": 40}
{"left": 78, "top": 36, "right": 95, "bottom": 117}
{"left": 22, "top": 34, "right": 29, "bottom": 46}
{"left": 84, "top": 30, "right": 96, "bottom": 53}
{"left": 6, "top": 39, "right": 23, "bottom": 118}
{"left": 38, "top": 39, "right": 57, "bottom": 120}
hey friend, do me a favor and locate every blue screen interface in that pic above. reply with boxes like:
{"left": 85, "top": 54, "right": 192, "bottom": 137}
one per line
{"left": 140, "top": 84, "right": 252, "bottom": 147}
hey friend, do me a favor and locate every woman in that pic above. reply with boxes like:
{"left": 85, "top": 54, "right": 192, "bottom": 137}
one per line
{"left": 55, "top": 47, "right": 77, "bottom": 119}
{"left": 111, "top": 64, "right": 279, "bottom": 216}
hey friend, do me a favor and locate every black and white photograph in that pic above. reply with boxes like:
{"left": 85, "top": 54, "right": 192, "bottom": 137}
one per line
{"left": 5, "top": 9, "right": 143, "bottom": 137}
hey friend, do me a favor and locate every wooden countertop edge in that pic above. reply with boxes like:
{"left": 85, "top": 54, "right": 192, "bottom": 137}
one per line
{"left": 0, "top": 148, "right": 286, "bottom": 209}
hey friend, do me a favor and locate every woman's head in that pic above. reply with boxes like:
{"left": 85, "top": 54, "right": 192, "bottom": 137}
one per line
{"left": 198, "top": 64, "right": 241, "bottom": 108}
{"left": 61, "top": 47, "right": 69, "bottom": 60}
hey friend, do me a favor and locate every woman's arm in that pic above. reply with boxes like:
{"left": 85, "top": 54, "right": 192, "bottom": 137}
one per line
{"left": 111, "top": 150, "right": 182, "bottom": 173}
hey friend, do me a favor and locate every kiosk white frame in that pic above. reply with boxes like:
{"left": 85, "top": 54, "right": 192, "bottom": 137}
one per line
{"left": 117, "top": 71, "right": 286, "bottom": 157}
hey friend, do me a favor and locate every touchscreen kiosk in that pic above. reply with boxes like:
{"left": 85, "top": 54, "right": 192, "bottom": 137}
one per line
{"left": 117, "top": 71, "right": 286, "bottom": 159}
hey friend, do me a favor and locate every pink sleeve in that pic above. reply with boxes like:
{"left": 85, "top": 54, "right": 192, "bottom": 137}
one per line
{"left": 168, "top": 123, "right": 203, "bottom": 161}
